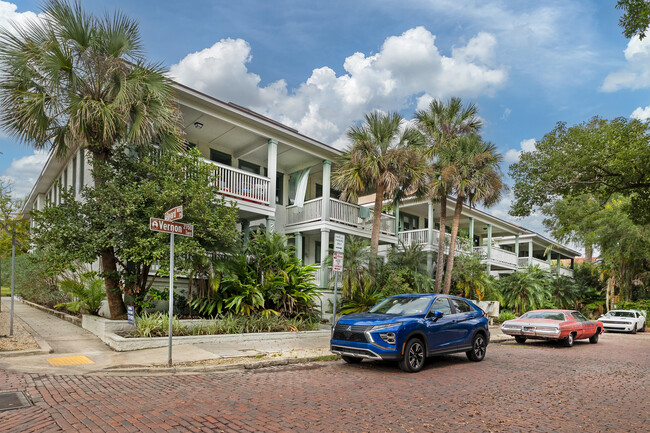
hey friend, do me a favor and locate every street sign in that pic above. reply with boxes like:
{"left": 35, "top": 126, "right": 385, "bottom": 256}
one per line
{"left": 164, "top": 205, "right": 183, "bottom": 221}
{"left": 149, "top": 218, "right": 194, "bottom": 237}
{"left": 333, "top": 233, "right": 345, "bottom": 253}
{"left": 332, "top": 252, "right": 344, "bottom": 272}
{"left": 126, "top": 305, "right": 135, "bottom": 325}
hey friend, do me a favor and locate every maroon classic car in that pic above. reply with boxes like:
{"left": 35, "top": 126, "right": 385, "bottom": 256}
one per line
{"left": 501, "top": 309, "right": 603, "bottom": 347}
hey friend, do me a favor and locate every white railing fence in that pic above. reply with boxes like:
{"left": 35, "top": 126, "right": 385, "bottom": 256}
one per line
{"left": 287, "top": 198, "right": 323, "bottom": 225}
{"left": 206, "top": 160, "right": 270, "bottom": 205}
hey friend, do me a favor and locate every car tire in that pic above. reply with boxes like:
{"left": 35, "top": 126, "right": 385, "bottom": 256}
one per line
{"left": 341, "top": 355, "right": 362, "bottom": 364}
{"left": 514, "top": 336, "right": 527, "bottom": 344}
{"left": 642, "top": 322, "right": 646, "bottom": 332}
{"left": 589, "top": 332, "right": 599, "bottom": 344}
{"left": 631, "top": 324, "right": 637, "bottom": 334}
{"left": 466, "top": 333, "right": 487, "bottom": 362}
{"left": 399, "top": 338, "right": 425, "bottom": 373}
{"left": 563, "top": 333, "right": 575, "bottom": 347}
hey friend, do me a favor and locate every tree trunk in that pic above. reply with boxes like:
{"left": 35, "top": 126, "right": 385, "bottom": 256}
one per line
{"left": 584, "top": 244, "right": 593, "bottom": 263}
{"left": 91, "top": 149, "right": 126, "bottom": 319}
{"left": 101, "top": 248, "right": 126, "bottom": 319}
{"left": 434, "top": 199, "right": 447, "bottom": 293}
{"left": 443, "top": 196, "right": 464, "bottom": 294}
{"left": 369, "top": 181, "right": 385, "bottom": 275}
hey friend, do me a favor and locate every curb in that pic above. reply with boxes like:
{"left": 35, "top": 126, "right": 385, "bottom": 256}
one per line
{"left": 20, "top": 299, "right": 82, "bottom": 327}
{"left": 0, "top": 314, "right": 53, "bottom": 358}
{"left": 99, "top": 354, "right": 338, "bottom": 375}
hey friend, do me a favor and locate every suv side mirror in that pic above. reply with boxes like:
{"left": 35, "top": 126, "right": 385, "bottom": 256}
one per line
{"left": 428, "top": 310, "right": 443, "bottom": 321}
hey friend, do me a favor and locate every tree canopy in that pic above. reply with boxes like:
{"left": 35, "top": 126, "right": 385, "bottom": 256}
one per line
{"left": 617, "top": 0, "right": 650, "bottom": 40}
{"left": 509, "top": 117, "right": 650, "bottom": 224}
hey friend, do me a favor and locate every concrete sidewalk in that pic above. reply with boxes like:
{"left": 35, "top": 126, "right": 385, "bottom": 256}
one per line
{"left": 1, "top": 298, "right": 511, "bottom": 375}
{"left": 0, "top": 298, "right": 332, "bottom": 375}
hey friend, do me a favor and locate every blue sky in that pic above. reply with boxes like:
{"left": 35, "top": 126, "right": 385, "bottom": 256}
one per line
{"left": 1, "top": 0, "right": 648, "bottom": 238}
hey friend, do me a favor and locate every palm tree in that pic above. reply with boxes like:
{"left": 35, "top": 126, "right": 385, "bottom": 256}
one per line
{"left": 0, "top": 1, "right": 183, "bottom": 318}
{"left": 443, "top": 135, "right": 505, "bottom": 293}
{"left": 499, "top": 266, "right": 551, "bottom": 315}
{"left": 415, "top": 97, "right": 482, "bottom": 292}
{"left": 332, "top": 111, "right": 429, "bottom": 273}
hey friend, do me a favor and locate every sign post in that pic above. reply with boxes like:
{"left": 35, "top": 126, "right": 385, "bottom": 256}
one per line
{"left": 332, "top": 233, "right": 345, "bottom": 325}
{"left": 149, "top": 206, "right": 193, "bottom": 366}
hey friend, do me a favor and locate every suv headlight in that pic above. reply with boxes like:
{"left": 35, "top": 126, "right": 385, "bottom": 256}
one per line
{"left": 370, "top": 323, "right": 401, "bottom": 332}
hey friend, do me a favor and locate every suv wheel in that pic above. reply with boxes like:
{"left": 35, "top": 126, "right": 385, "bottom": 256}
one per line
{"left": 399, "top": 338, "right": 425, "bottom": 373}
{"left": 466, "top": 333, "right": 487, "bottom": 362}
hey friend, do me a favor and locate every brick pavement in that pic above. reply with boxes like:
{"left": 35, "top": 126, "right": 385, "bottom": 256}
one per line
{"left": 1, "top": 332, "right": 648, "bottom": 433}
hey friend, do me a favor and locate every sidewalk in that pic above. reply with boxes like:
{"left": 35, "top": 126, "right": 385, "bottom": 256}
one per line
{"left": 1, "top": 298, "right": 510, "bottom": 375}
{"left": 0, "top": 298, "right": 332, "bottom": 375}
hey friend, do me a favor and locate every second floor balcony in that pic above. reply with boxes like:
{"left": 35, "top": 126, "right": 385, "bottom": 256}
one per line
{"left": 286, "top": 197, "right": 396, "bottom": 236}
{"left": 205, "top": 160, "right": 271, "bottom": 207}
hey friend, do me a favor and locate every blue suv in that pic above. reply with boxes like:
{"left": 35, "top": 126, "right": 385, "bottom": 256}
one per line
{"left": 330, "top": 294, "right": 490, "bottom": 372}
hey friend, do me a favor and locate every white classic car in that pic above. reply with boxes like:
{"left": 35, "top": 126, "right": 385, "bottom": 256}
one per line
{"left": 597, "top": 310, "right": 647, "bottom": 333}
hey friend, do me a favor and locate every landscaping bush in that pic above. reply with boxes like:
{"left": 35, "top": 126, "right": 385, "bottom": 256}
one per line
{"left": 126, "top": 312, "right": 319, "bottom": 337}
{"left": 5, "top": 253, "right": 68, "bottom": 309}
{"left": 494, "top": 311, "right": 517, "bottom": 323}
{"left": 55, "top": 272, "right": 105, "bottom": 315}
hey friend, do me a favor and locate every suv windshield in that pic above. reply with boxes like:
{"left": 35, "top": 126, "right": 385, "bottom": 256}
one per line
{"left": 369, "top": 296, "right": 433, "bottom": 316}
{"left": 521, "top": 311, "right": 565, "bottom": 320}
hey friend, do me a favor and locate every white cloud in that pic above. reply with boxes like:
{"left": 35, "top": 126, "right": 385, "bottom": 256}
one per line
{"left": 501, "top": 108, "right": 511, "bottom": 120}
{"left": 170, "top": 27, "right": 507, "bottom": 147}
{"left": 602, "top": 34, "right": 650, "bottom": 91}
{"left": 0, "top": 1, "right": 39, "bottom": 32}
{"left": 631, "top": 105, "right": 650, "bottom": 121}
{"left": 1, "top": 150, "right": 48, "bottom": 199}
{"left": 504, "top": 138, "right": 537, "bottom": 163}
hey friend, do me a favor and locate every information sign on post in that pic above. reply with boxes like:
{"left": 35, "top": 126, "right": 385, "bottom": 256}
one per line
{"left": 150, "top": 207, "right": 194, "bottom": 367}
{"left": 331, "top": 234, "right": 345, "bottom": 325}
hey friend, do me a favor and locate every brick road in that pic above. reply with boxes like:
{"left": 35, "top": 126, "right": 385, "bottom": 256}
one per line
{"left": 1, "top": 332, "right": 648, "bottom": 433}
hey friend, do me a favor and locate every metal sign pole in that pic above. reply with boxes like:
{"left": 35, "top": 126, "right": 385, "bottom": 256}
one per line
{"left": 168, "top": 233, "right": 174, "bottom": 367}
{"left": 331, "top": 272, "right": 339, "bottom": 325}
{"left": 10, "top": 229, "right": 15, "bottom": 336}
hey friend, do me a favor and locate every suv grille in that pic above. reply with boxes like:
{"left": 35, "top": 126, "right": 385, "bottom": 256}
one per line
{"left": 333, "top": 324, "right": 371, "bottom": 342}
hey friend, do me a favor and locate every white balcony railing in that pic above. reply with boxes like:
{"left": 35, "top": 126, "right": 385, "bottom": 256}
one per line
{"left": 558, "top": 266, "right": 574, "bottom": 278}
{"left": 287, "top": 198, "right": 395, "bottom": 235}
{"left": 205, "top": 160, "right": 271, "bottom": 205}
{"left": 518, "top": 257, "right": 552, "bottom": 271}
{"left": 475, "top": 246, "right": 518, "bottom": 267}
{"left": 398, "top": 228, "right": 430, "bottom": 246}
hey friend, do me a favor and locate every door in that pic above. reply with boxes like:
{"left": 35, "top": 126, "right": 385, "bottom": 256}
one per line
{"left": 448, "top": 298, "right": 476, "bottom": 345}
{"left": 571, "top": 311, "right": 595, "bottom": 338}
{"left": 424, "top": 297, "right": 457, "bottom": 352}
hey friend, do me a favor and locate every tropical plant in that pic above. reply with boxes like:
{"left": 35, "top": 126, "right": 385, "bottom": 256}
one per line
{"left": 415, "top": 97, "right": 483, "bottom": 292}
{"left": 451, "top": 253, "right": 495, "bottom": 301}
{"left": 0, "top": 0, "right": 184, "bottom": 318}
{"left": 55, "top": 272, "right": 106, "bottom": 315}
{"left": 546, "top": 276, "right": 581, "bottom": 310}
{"left": 332, "top": 111, "right": 429, "bottom": 273}
{"left": 498, "top": 265, "right": 551, "bottom": 315}
{"left": 441, "top": 135, "right": 505, "bottom": 293}
{"left": 340, "top": 274, "right": 383, "bottom": 315}
{"left": 379, "top": 242, "right": 432, "bottom": 294}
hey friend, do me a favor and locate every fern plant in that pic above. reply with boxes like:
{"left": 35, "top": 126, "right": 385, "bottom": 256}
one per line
{"left": 55, "top": 272, "right": 105, "bottom": 315}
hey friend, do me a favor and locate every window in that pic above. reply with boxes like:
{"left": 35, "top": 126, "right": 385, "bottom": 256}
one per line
{"left": 315, "top": 241, "right": 321, "bottom": 263}
{"left": 572, "top": 312, "right": 588, "bottom": 322}
{"left": 316, "top": 183, "right": 322, "bottom": 197}
{"left": 239, "top": 160, "right": 261, "bottom": 174}
{"left": 276, "top": 172, "right": 284, "bottom": 205}
{"left": 400, "top": 211, "right": 419, "bottom": 231}
{"left": 450, "top": 298, "right": 472, "bottom": 314}
{"left": 429, "top": 297, "right": 453, "bottom": 316}
{"left": 210, "top": 149, "right": 231, "bottom": 166}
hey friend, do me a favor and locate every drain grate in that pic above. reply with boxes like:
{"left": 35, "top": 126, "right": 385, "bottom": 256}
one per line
{"left": 0, "top": 391, "right": 33, "bottom": 412}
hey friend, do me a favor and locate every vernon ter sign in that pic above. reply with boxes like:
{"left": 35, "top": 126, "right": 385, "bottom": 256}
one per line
{"left": 149, "top": 218, "right": 194, "bottom": 237}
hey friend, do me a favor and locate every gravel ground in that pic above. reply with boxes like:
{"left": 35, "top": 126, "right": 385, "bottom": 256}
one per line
{"left": 0, "top": 300, "right": 39, "bottom": 352}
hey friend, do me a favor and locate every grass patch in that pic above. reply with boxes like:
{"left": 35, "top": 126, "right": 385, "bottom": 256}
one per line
{"left": 310, "top": 355, "right": 339, "bottom": 362}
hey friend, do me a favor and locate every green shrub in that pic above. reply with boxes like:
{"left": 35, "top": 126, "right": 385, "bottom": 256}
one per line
{"left": 4, "top": 254, "right": 68, "bottom": 308}
{"left": 127, "top": 312, "right": 319, "bottom": 338}
{"left": 55, "top": 272, "right": 105, "bottom": 315}
{"left": 494, "top": 311, "right": 517, "bottom": 324}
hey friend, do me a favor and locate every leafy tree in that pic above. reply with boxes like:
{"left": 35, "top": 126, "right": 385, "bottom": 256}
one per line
{"left": 31, "top": 145, "right": 240, "bottom": 312}
{"left": 378, "top": 242, "right": 432, "bottom": 295}
{"left": 616, "top": 0, "right": 650, "bottom": 39}
{"left": 332, "top": 111, "right": 429, "bottom": 273}
{"left": 441, "top": 134, "right": 505, "bottom": 293}
{"left": 509, "top": 117, "right": 650, "bottom": 225}
{"left": 451, "top": 253, "right": 495, "bottom": 301}
{"left": 0, "top": 0, "right": 183, "bottom": 318}
{"left": 498, "top": 266, "right": 551, "bottom": 315}
{"left": 415, "top": 97, "right": 483, "bottom": 292}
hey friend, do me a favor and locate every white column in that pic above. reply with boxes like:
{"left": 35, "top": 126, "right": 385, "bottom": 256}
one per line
{"left": 427, "top": 202, "right": 434, "bottom": 246}
{"left": 267, "top": 139, "right": 278, "bottom": 209}
{"left": 528, "top": 241, "right": 533, "bottom": 265}
{"left": 320, "top": 228, "right": 330, "bottom": 288}
{"left": 295, "top": 232, "right": 303, "bottom": 262}
{"left": 322, "top": 160, "right": 331, "bottom": 222}
{"left": 515, "top": 234, "right": 520, "bottom": 258}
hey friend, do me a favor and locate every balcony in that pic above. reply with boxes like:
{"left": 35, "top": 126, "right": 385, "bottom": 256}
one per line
{"left": 558, "top": 266, "right": 574, "bottom": 278}
{"left": 205, "top": 160, "right": 271, "bottom": 206}
{"left": 286, "top": 197, "right": 395, "bottom": 235}
{"left": 518, "top": 257, "right": 552, "bottom": 271}
{"left": 398, "top": 228, "right": 472, "bottom": 254}
{"left": 475, "top": 246, "right": 518, "bottom": 268}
